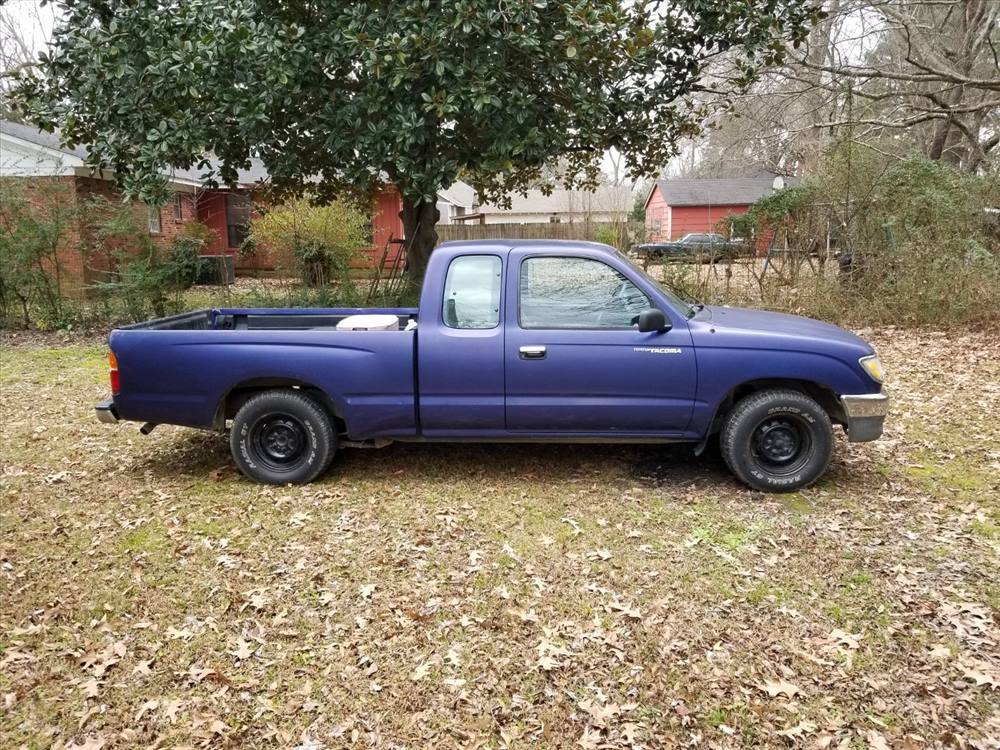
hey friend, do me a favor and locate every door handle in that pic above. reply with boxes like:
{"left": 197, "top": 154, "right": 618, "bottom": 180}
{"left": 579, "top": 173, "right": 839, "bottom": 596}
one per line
{"left": 519, "top": 345, "right": 547, "bottom": 360}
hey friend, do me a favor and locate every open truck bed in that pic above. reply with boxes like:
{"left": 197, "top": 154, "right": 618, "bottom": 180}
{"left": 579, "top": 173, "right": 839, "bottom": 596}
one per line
{"left": 105, "top": 306, "right": 420, "bottom": 435}
{"left": 117, "top": 307, "right": 418, "bottom": 331}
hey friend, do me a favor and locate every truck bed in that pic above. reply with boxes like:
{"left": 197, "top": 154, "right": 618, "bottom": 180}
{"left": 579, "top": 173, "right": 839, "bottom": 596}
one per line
{"left": 118, "top": 307, "right": 419, "bottom": 331}
{"left": 109, "top": 307, "right": 421, "bottom": 436}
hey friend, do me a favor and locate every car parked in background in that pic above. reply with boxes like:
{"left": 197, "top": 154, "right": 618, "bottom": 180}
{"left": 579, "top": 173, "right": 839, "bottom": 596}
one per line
{"left": 631, "top": 232, "right": 741, "bottom": 262}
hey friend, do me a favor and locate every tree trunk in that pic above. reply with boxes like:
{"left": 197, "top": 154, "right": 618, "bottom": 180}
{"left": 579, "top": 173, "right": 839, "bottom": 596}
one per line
{"left": 399, "top": 193, "right": 440, "bottom": 286}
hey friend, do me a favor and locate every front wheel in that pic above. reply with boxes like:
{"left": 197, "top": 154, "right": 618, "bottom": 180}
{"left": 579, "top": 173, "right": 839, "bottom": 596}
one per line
{"left": 720, "top": 389, "right": 833, "bottom": 492}
{"left": 230, "top": 389, "right": 335, "bottom": 485}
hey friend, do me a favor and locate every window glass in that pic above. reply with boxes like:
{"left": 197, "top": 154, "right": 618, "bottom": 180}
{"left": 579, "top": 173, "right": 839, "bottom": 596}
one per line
{"left": 519, "top": 256, "right": 650, "bottom": 329}
{"left": 225, "top": 193, "right": 251, "bottom": 248}
{"left": 173, "top": 193, "right": 184, "bottom": 220}
{"left": 146, "top": 204, "right": 161, "bottom": 234}
{"left": 443, "top": 255, "right": 502, "bottom": 329}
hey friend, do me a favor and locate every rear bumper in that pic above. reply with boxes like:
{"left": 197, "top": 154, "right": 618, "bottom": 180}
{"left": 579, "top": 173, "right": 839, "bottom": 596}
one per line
{"left": 95, "top": 399, "right": 119, "bottom": 424}
{"left": 840, "top": 392, "right": 889, "bottom": 442}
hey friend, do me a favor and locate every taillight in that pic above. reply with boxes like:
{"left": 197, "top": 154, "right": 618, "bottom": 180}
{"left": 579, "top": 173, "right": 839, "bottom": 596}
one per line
{"left": 109, "top": 350, "right": 120, "bottom": 395}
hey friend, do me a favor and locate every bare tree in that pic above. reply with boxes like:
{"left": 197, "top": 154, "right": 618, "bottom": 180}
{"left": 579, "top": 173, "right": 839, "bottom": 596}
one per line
{"left": 691, "top": 0, "right": 999, "bottom": 174}
{"left": 1, "top": 1, "right": 56, "bottom": 120}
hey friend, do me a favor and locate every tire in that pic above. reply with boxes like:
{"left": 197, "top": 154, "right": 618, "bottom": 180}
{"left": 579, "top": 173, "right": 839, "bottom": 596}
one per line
{"left": 230, "top": 389, "right": 335, "bottom": 485}
{"left": 720, "top": 389, "right": 833, "bottom": 492}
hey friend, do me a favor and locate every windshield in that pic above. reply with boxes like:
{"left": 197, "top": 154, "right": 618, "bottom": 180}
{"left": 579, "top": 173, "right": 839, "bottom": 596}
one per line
{"left": 617, "top": 253, "right": 696, "bottom": 318}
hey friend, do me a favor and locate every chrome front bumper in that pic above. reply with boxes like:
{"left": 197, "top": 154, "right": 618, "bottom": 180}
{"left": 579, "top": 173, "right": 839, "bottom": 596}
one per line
{"left": 840, "top": 392, "right": 889, "bottom": 442}
{"left": 95, "top": 399, "right": 119, "bottom": 424}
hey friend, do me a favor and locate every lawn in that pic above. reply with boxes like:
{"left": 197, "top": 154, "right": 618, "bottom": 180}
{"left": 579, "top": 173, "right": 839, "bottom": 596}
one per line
{"left": 1, "top": 328, "right": 998, "bottom": 749}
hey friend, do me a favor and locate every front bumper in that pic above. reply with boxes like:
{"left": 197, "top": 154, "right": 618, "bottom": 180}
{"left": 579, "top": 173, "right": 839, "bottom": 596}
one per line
{"left": 840, "top": 392, "right": 889, "bottom": 442}
{"left": 95, "top": 399, "right": 119, "bottom": 424}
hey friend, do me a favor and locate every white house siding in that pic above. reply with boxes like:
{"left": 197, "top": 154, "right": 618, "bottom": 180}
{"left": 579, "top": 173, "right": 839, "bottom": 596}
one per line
{"left": 482, "top": 210, "right": 626, "bottom": 224}
{"left": 0, "top": 135, "right": 81, "bottom": 176}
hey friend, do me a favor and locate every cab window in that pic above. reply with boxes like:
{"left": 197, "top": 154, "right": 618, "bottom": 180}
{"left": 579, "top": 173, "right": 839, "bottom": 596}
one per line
{"left": 442, "top": 255, "right": 502, "bottom": 329}
{"left": 519, "top": 256, "right": 650, "bottom": 329}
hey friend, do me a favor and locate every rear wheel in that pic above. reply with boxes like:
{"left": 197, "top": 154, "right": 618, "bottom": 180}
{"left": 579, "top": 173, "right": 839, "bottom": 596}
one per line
{"left": 230, "top": 389, "right": 335, "bottom": 485}
{"left": 720, "top": 389, "right": 833, "bottom": 492}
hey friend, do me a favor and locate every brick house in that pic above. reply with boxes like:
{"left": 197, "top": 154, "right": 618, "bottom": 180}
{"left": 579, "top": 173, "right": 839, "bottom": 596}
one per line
{"left": 1, "top": 121, "right": 468, "bottom": 283}
{"left": 1, "top": 119, "right": 270, "bottom": 286}
{"left": 644, "top": 173, "right": 800, "bottom": 249}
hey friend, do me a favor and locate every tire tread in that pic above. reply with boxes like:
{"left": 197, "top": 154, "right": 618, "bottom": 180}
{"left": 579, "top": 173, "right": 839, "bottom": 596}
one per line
{"left": 720, "top": 388, "right": 833, "bottom": 492}
{"left": 230, "top": 389, "right": 335, "bottom": 484}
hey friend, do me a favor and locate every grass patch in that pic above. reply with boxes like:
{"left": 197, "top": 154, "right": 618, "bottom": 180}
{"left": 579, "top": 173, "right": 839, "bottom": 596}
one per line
{"left": 1, "top": 332, "right": 998, "bottom": 748}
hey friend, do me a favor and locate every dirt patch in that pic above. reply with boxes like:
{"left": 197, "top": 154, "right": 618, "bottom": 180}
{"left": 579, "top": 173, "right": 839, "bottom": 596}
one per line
{"left": 1, "top": 328, "right": 998, "bottom": 748}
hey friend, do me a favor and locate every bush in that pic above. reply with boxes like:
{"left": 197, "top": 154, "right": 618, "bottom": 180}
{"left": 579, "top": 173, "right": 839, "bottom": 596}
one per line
{"left": 666, "top": 152, "right": 999, "bottom": 327}
{"left": 248, "top": 197, "right": 369, "bottom": 288}
{"left": 88, "top": 199, "right": 210, "bottom": 321}
{"left": 166, "top": 236, "right": 206, "bottom": 290}
{"left": 0, "top": 179, "right": 79, "bottom": 328}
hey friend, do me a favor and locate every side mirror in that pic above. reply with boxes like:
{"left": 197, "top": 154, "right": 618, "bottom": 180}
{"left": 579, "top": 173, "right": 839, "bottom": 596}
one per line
{"left": 634, "top": 308, "right": 671, "bottom": 333}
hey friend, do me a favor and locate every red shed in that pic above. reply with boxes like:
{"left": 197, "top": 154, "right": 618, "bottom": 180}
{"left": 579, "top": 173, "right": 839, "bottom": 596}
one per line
{"left": 644, "top": 174, "right": 799, "bottom": 252}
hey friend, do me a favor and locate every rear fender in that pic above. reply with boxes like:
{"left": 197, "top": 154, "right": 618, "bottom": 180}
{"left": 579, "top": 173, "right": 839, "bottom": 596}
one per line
{"left": 214, "top": 378, "right": 347, "bottom": 433}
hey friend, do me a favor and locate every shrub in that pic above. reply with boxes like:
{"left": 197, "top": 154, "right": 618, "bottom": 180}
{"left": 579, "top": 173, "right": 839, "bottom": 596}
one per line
{"left": 249, "top": 197, "right": 369, "bottom": 288}
{"left": 0, "top": 179, "right": 79, "bottom": 328}
{"left": 88, "top": 199, "right": 209, "bottom": 321}
{"left": 654, "top": 153, "right": 999, "bottom": 327}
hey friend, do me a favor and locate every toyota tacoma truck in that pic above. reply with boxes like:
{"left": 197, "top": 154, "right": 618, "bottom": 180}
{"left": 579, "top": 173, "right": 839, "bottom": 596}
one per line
{"left": 95, "top": 240, "right": 888, "bottom": 492}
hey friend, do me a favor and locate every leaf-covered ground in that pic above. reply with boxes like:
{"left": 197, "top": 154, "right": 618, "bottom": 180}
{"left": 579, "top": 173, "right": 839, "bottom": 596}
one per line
{"left": 1, "top": 328, "right": 998, "bottom": 749}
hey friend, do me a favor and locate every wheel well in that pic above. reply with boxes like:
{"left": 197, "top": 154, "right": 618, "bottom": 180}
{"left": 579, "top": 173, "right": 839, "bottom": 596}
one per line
{"left": 215, "top": 379, "right": 346, "bottom": 434}
{"left": 710, "top": 378, "right": 845, "bottom": 435}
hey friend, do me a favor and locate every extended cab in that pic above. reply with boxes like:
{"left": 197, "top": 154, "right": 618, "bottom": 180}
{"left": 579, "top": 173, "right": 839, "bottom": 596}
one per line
{"left": 95, "top": 240, "right": 888, "bottom": 492}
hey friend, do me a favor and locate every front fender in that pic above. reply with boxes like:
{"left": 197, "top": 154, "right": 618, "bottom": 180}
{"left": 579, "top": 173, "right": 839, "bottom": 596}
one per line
{"left": 689, "top": 347, "right": 874, "bottom": 436}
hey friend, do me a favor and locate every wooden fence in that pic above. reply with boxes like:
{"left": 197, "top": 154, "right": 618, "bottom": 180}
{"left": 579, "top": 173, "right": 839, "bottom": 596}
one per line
{"left": 436, "top": 221, "right": 641, "bottom": 246}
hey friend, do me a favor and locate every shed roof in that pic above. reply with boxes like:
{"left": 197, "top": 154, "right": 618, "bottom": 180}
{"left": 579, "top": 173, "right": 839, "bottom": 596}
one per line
{"left": 652, "top": 175, "right": 800, "bottom": 207}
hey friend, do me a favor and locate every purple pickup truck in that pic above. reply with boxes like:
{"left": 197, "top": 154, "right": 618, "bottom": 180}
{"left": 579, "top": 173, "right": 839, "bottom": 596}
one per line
{"left": 95, "top": 240, "right": 888, "bottom": 492}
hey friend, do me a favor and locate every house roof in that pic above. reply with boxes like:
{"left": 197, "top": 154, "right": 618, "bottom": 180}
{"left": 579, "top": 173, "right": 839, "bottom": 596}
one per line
{"left": 437, "top": 180, "right": 476, "bottom": 208}
{"left": 1, "top": 119, "right": 267, "bottom": 187}
{"left": 1, "top": 119, "right": 91, "bottom": 161}
{"left": 479, "top": 185, "right": 632, "bottom": 216}
{"left": 650, "top": 175, "right": 801, "bottom": 208}
{"left": 1, "top": 121, "right": 473, "bottom": 203}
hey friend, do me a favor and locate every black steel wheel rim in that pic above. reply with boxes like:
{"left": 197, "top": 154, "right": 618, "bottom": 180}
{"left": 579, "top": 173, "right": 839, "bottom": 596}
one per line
{"left": 751, "top": 415, "right": 812, "bottom": 475}
{"left": 250, "top": 414, "right": 308, "bottom": 471}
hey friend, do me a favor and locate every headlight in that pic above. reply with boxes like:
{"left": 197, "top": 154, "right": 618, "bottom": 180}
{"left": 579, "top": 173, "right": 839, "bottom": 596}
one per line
{"left": 859, "top": 354, "right": 884, "bottom": 384}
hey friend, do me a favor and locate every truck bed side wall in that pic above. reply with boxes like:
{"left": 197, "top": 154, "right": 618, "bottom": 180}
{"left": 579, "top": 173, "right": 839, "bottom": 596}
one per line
{"left": 110, "top": 329, "right": 418, "bottom": 437}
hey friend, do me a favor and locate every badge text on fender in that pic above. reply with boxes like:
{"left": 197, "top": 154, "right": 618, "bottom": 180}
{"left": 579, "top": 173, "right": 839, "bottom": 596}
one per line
{"left": 633, "top": 346, "right": 682, "bottom": 355}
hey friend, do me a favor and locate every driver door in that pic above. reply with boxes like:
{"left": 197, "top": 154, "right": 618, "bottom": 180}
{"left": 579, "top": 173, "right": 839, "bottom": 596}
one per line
{"left": 503, "top": 251, "right": 697, "bottom": 434}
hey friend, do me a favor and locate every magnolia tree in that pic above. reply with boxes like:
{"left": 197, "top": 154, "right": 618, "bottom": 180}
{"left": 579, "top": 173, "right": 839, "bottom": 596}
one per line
{"left": 13, "top": 0, "right": 821, "bottom": 280}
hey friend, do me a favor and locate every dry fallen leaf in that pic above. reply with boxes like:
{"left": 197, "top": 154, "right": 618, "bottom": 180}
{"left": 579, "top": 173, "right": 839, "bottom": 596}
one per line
{"left": 161, "top": 699, "right": 184, "bottom": 723}
{"left": 135, "top": 699, "right": 158, "bottom": 722}
{"left": 928, "top": 644, "right": 953, "bottom": 660}
{"left": 229, "top": 638, "right": 253, "bottom": 661}
{"left": 867, "top": 730, "right": 891, "bottom": 750}
{"left": 80, "top": 678, "right": 100, "bottom": 698}
{"left": 762, "top": 679, "right": 803, "bottom": 698}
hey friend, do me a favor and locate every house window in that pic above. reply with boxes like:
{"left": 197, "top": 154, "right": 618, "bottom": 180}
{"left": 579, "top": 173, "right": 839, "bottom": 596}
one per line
{"left": 147, "top": 204, "right": 161, "bottom": 234}
{"left": 225, "top": 193, "right": 251, "bottom": 248}
{"left": 173, "top": 193, "right": 184, "bottom": 220}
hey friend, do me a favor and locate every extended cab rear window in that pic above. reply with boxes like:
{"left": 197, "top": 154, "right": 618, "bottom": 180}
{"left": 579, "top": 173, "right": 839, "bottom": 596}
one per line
{"left": 442, "top": 255, "right": 502, "bottom": 329}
